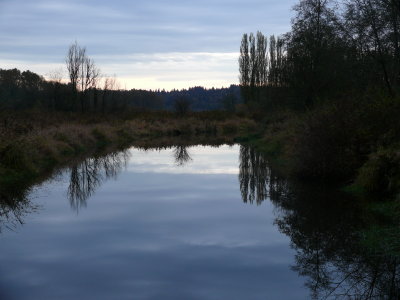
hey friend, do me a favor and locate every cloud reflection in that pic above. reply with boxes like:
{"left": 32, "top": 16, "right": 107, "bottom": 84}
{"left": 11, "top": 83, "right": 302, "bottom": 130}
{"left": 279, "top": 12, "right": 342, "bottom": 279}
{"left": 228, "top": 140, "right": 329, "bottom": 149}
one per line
{"left": 127, "top": 145, "right": 239, "bottom": 174}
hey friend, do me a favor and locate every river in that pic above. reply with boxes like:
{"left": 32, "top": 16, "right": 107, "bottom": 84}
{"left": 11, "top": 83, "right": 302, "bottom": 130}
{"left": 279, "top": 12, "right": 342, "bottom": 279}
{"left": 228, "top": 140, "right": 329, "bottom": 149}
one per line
{"left": 0, "top": 144, "right": 397, "bottom": 299}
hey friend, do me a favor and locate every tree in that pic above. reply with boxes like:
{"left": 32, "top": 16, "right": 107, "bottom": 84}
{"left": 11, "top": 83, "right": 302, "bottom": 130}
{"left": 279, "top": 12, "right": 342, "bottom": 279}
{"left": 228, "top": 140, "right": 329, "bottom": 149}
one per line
{"left": 0, "top": 69, "right": 21, "bottom": 109}
{"left": 47, "top": 68, "right": 64, "bottom": 110}
{"left": 65, "top": 41, "right": 100, "bottom": 112}
{"left": 20, "top": 70, "right": 44, "bottom": 108}
{"left": 66, "top": 42, "right": 85, "bottom": 95}
{"left": 343, "top": 0, "right": 400, "bottom": 96}
{"left": 239, "top": 31, "right": 268, "bottom": 103}
{"left": 287, "top": 0, "right": 343, "bottom": 105}
{"left": 239, "top": 33, "right": 250, "bottom": 100}
{"left": 101, "top": 75, "right": 120, "bottom": 113}
{"left": 173, "top": 95, "right": 191, "bottom": 117}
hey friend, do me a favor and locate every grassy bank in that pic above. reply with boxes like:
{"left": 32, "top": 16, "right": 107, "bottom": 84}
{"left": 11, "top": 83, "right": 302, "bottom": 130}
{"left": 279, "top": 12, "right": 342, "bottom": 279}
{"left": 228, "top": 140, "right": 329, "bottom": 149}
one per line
{"left": 239, "top": 95, "right": 400, "bottom": 201}
{"left": 2, "top": 100, "right": 400, "bottom": 201}
{"left": 0, "top": 110, "right": 257, "bottom": 189}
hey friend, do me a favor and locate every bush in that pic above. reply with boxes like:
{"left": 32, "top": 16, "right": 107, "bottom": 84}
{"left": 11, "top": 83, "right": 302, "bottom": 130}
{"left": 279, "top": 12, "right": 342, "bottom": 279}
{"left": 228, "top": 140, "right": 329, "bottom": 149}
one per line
{"left": 291, "top": 104, "right": 360, "bottom": 179}
{"left": 356, "top": 147, "right": 400, "bottom": 196}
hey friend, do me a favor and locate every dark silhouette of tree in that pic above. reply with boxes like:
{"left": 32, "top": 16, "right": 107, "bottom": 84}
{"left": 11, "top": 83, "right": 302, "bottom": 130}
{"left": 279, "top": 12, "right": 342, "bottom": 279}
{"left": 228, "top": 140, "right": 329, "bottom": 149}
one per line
{"left": 173, "top": 95, "right": 191, "bottom": 117}
{"left": 239, "top": 0, "right": 400, "bottom": 109}
{"left": 239, "top": 32, "right": 269, "bottom": 103}
{"left": 1, "top": 66, "right": 242, "bottom": 113}
{"left": 47, "top": 68, "right": 64, "bottom": 111}
{"left": 101, "top": 75, "right": 119, "bottom": 113}
{"left": 0, "top": 68, "right": 47, "bottom": 110}
{"left": 65, "top": 41, "right": 100, "bottom": 112}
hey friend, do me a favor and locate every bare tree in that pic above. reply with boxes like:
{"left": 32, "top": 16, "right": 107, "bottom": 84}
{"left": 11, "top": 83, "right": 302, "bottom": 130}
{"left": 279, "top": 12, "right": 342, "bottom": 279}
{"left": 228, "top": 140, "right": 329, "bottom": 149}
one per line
{"left": 65, "top": 41, "right": 100, "bottom": 112}
{"left": 47, "top": 67, "right": 64, "bottom": 84}
{"left": 46, "top": 67, "right": 64, "bottom": 110}
{"left": 101, "top": 75, "right": 119, "bottom": 113}
{"left": 66, "top": 41, "right": 85, "bottom": 94}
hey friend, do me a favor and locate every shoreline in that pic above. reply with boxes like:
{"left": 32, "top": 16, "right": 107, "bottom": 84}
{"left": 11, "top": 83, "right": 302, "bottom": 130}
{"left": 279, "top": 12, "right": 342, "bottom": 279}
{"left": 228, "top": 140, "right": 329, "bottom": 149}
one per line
{"left": 0, "top": 112, "right": 256, "bottom": 190}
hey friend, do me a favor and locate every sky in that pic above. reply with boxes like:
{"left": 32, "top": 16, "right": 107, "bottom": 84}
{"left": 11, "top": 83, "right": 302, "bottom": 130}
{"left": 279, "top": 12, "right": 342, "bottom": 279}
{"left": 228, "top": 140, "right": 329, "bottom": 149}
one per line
{"left": 0, "top": 0, "right": 296, "bottom": 90}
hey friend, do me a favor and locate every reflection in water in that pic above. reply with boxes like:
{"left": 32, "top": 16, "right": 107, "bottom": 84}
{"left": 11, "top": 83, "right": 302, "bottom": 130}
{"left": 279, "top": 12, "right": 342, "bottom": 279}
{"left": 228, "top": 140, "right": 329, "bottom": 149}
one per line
{"left": 1, "top": 144, "right": 399, "bottom": 299}
{"left": 173, "top": 145, "right": 192, "bottom": 166}
{"left": 239, "top": 145, "right": 288, "bottom": 204}
{"left": 67, "top": 145, "right": 193, "bottom": 211}
{"left": 238, "top": 144, "right": 400, "bottom": 299}
{"left": 0, "top": 149, "right": 132, "bottom": 228}
{"left": 286, "top": 203, "right": 400, "bottom": 300}
{"left": 68, "top": 150, "right": 130, "bottom": 212}
{"left": 0, "top": 186, "right": 37, "bottom": 232}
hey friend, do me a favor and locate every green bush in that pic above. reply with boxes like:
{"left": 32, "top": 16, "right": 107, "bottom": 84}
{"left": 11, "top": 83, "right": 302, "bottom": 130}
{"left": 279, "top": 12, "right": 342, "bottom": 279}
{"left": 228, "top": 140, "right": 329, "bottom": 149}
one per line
{"left": 356, "top": 147, "right": 400, "bottom": 195}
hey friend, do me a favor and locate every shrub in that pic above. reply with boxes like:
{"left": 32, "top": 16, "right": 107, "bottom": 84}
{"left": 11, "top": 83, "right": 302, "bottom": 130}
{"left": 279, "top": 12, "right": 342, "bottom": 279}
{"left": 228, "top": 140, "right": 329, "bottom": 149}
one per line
{"left": 291, "top": 104, "right": 360, "bottom": 179}
{"left": 356, "top": 147, "right": 400, "bottom": 196}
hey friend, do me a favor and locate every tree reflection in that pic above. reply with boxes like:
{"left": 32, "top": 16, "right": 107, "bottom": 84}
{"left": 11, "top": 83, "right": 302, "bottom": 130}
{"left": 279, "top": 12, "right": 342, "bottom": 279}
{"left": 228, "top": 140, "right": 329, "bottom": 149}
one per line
{"left": 0, "top": 185, "right": 37, "bottom": 232}
{"left": 238, "top": 144, "right": 400, "bottom": 299}
{"left": 0, "top": 149, "right": 131, "bottom": 229}
{"left": 68, "top": 150, "right": 130, "bottom": 212}
{"left": 239, "top": 145, "right": 288, "bottom": 204}
{"left": 173, "top": 145, "right": 192, "bottom": 166}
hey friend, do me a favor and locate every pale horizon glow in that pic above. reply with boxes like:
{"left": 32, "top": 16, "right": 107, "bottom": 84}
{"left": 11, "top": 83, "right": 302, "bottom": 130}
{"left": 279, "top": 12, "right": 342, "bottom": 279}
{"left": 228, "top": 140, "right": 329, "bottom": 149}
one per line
{"left": 0, "top": 0, "right": 296, "bottom": 91}
{"left": 0, "top": 52, "right": 240, "bottom": 90}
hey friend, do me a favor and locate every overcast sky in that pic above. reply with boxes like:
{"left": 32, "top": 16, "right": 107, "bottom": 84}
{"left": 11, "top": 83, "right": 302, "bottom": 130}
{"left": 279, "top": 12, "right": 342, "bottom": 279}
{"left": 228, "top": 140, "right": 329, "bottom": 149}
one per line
{"left": 0, "top": 0, "right": 296, "bottom": 90}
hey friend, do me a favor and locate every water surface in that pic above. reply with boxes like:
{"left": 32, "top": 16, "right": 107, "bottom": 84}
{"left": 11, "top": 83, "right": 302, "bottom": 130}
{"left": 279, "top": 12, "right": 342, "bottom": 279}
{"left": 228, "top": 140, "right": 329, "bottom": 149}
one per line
{"left": 0, "top": 144, "right": 398, "bottom": 299}
{"left": 0, "top": 145, "right": 308, "bottom": 300}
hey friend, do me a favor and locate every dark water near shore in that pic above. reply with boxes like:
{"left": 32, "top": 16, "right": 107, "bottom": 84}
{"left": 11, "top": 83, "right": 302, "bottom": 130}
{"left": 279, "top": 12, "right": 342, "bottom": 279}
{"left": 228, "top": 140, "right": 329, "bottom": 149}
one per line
{"left": 0, "top": 145, "right": 398, "bottom": 299}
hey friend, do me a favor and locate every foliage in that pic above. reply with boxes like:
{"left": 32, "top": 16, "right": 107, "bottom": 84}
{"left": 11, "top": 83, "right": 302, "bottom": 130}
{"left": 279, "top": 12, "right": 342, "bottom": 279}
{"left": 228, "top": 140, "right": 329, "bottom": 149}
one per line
{"left": 356, "top": 146, "right": 400, "bottom": 196}
{"left": 239, "top": 0, "right": 400, "bottom": 107}
{"left": 237, "top": 0, "right": 400, "bottom": 194}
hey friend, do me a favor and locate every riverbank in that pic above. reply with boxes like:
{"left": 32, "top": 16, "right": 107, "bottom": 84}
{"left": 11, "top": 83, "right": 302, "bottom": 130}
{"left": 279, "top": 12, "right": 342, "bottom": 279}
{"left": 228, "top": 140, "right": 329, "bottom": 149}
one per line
{"left": 2, "top": 104, "right": 400, "bottom": 201}
{"left": 1, "top": 110, "right": 399, "bottom": 260}
{"left": 0, "top": 111, "right": 257, "bottom": 189}
{"left": 239, "top": 100, "right": 400, "bottom": 201}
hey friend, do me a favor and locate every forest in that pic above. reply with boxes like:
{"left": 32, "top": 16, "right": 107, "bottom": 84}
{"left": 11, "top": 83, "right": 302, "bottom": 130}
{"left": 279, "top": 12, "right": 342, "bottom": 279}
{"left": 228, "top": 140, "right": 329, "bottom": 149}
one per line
{"left": 0, "top": 66, "right": 241, "bottom": 113}
{"left": 237, "top": 0, "right": 400, "bottom": 197}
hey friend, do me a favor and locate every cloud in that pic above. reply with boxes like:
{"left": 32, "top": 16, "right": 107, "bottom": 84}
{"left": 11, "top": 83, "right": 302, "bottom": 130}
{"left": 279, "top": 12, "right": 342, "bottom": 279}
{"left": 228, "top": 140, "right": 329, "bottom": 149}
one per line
{"left": 0, "top": 0, "right": 296, "bottom": 89}
{"left": 0, "top": 52, "right": 239, "bottom": 90}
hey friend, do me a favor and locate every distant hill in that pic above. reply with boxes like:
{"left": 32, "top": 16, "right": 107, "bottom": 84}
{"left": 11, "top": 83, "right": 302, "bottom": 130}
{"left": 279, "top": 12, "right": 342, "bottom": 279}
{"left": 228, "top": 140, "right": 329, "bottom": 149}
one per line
{"left": 156, "top": 85, "right": 243, "bottom": 111}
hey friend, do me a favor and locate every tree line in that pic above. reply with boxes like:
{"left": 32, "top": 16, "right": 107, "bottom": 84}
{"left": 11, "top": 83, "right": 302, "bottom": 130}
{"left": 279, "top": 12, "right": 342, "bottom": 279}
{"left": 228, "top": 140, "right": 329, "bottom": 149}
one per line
{"left": 0, "top": 41, "right": 243, "bottom": 114}
{"left": 239, "top": 0, "right": 400, "bottom": 108}
{"left": 238, "top": 0, "right": 400, "bottom": 188}
{"left": 0, "top": 42, "right": 162, "bottom": 113}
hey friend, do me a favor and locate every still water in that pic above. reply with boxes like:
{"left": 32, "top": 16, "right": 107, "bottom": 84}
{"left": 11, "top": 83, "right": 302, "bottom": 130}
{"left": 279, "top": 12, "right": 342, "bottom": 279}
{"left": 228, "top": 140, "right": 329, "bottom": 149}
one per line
{"left": 0, "top": 145, "right": 397, "bottom": 299}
